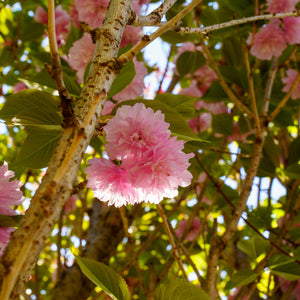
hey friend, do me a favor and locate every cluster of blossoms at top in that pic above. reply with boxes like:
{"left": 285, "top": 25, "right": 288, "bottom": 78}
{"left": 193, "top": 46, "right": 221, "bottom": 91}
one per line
{"left": 0, "top": 162, "right": 24, "bottom": 255}
{"left": 85, "top": 103, "right": 194, "bottom": 207}
{"left": 247, "top": 0, "right": 300, "bottom": 60}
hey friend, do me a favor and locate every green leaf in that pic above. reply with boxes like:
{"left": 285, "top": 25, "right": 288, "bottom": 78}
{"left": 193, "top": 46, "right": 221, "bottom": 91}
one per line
{"left": 176, "top": 51, "right": 205, "bottom": 78}
{"left": 269, "top": 255, "right": 300, "bottom": 281}
{"left": 288, "top": 137, "right": 300, "bottom": 165}
{"left": 237, "top": 236, "right": 270, "bottom": 260}
{"left": 231, "top": 269, "right": 258, "bottom": 287}
{"left": 112, "top": 99, "right": 209, "bottom": 144}
{"left": 201, "top": 82, "right": 228, "bottom": 103}
{"left": 155, "top": 93, "right": 197, "bottom": 119}
{"left": 0, "top": 214, "right": 23, "bottom": 227}
{"left": 222, "top": 36, "right": 244, "bottom": 67}
{"left": 109, "top": 60, "right": 136, "bottom": 98}
{"left": 212, "top": 113, "right": 233, "bottom": 135}
{"left": 284, "top": 164, "right": 300, "bottom": 179}
{"left": 13, "top": 128, "right": 61, "bottom": 169}
{"left": 76, "top": 257, "right": 130, "bottom": 300}
{"left": 0, "top": 89, "right": 62, "bottom": 128}
{"left": 155, "top": 279, "right": 210, "bottom": 300}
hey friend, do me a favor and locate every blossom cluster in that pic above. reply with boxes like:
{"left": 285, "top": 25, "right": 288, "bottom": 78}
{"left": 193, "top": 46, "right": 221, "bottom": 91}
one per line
{"left": 85, "top": 103, "right": 194, "bottom": 207}
{"left": 247, "top": 0, "right": 300, "bottom": 60}
{"left": 0, "top": 162, "right": 24, "bottom": 255}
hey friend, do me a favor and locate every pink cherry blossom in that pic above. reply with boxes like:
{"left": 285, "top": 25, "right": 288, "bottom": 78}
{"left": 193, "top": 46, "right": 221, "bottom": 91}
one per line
{"left": 179, "top": 80, "right": 203, "bottom": 98}
{"left": 69, "top": 4, "right": 81, "bottom": 28}
{"left": 13, "top": 82, "right": 28, "bottom": 93}
{"left": 68, "top": 33, "right": 95, "bottom": 82}
{"left": 283, "top": 17, "right": 300, "bottom": 44}
{"left": 104, "top": 103, "right": 171, "bottom": 159}
{"left": 86, "top": 103, "right": 194, "bottom": 206}
{"left": 193, "top": 66, "right": 217, "bottom": 94}
{"left": 195, "top": 101, "right": 228, "bottom": 114}
{"left": 101, "top": 100, "right": 115, "bottom": 116}
{"left": 0, "top": 162, "right": 24, "bottom": 255}
{"left": 266, "top": 0, "right": 297, "bottom": 13}
{"left": 85, "top": 158, "right": 140, "bottom": 207}
{"left": 64, "top": 194, "right": 77, "bottom": 213}
{"left": 34, "top": 6, "right": 70, "bottom": 46}
{"left": 227, "top": 123, "right": 253, "bottom": 143}
{"left": 247, "top": 22, "right": 287, "bottom": 60}
{"left": 176, "top": 218, "right": 201, "bottom": 241}
{"left": 114, "top": 59, "right": 147, "bottom": 101}
{"left": 120, "top": 26, "right": 142, "bottom": 48}
{"left": 279, "top": 277, "right": 300, "bottom": 300}
{"left": 282, "top": 69, "right": 300, "bottom": 100}
{"left": 74, "top": 0, "right": 108, "bottom": 28}
{"left": 0, "top": 227, "right": 14, "bottom": 256}
{"left": 188, "top": 113, "right": 212, "bottom": 134}
{"left": 128, "top": 137, "right": 194, "bottom": 203}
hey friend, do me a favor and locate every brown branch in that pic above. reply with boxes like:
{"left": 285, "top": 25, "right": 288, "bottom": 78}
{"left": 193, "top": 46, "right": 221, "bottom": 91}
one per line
{"left": 157, "top": 204, "right": 188, "bottom": 281}
{"left": 47, "top": 0, "right": 75, "bottom": 128}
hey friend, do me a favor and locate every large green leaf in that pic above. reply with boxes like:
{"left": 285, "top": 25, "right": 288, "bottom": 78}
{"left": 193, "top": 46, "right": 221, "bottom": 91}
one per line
{"left": 112, "top": 99, "right": 208, "bottom": 145}
{"left": 284, "top": 164, "right": 300, "bottom": 180}
{"left": 231, "top": 269, "right": 258, "bottom": 288}
{"left": 109, "top": 60, "right": 136, "bottom": 98}
{"left": 76, "top": 257, "right": 130, "bottom": 300}
{"left": 155, "top": 93, "right": 197, "bottom": 119}
{"left": 155, "top": 279, "right": 210, "bottom": 300}
{"left": 13, "top": 128, "right": 61, "bottom": 169}
{"left": 176, "top": 51, "right": 205, "bottom": 78}
{"left": 269, "top": 255, "right": 300, "bottom": 281}
{"left": 212, "top": 113, "right": 233, "bottom": 135}
{"left": 201, "top": 82, "right": 228, "bottom": 103}
{"left": 237, "top": 236, "right": 270, "bottom": 260}
{"left": 0, "top": 89, "right": 62, "bottom": 129}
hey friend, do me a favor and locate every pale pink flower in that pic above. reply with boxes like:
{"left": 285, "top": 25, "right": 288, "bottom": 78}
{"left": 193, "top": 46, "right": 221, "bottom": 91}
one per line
{"left": 69, "top": 4, "right": 81, "bottom": 28}
{"left": 179, "top": 80, "right": 203, "bottom": 98}
{"left": 0, "top": 162, "right": 24, "bottom": 215}
{"left": 193, "top": 66, "right": 217, "bottom": 94}
{"left": 176, "top": 218, "right": 201, "bottom": 241}
{"left": 282, "top": 69, "right": 300, "bottom": 100}
{"left": 68, "top": 33, "right": 95, "bottom": 82}
{"left": 13, "top": 82, "right": 27, "bottom": 93}
{"left": 266, "top": 0, "right": 297, "bottom": 13}
{"left": 34, "top": 6, "right": 70, "bottom": 46}
{"left": 114, "top": 59, "right": 147, "bottom": 101}
{"left": 64, "top": 194, "right": 77, "bottom": 213}
{"left": 0, "top": 227, "right": 14, "bottom": 256}
{"left": 0, "top": 162, "right": 24, "bottom": 255}
{"left": 227, "top": 123, "right": 253, "bottom": 143}
{"left": 195, "top": 101, "right": 227, "bottom": 114}
{"left": 101, "top": 100, "right": 115, "bottom": 116}
{"left": 74, "top": 0, "right": 108, "bottom": 28}
{"left": 279, "top": 277, "right": 300, "bottom": 300}
{"left": 188, "top": 113, "right": 212, "bottom": 134}
{"left": 120, "top": 26, "right": 142, "bottom": 48}
{"left": 104, "top": 103, "right": 171, "bottom": 159}
{"left": 85, "top": 158, "right": 140, "bottom": 207}
{"left": 128, "top": 137, "right": 194, "bottom": 203}
{"left": 247, "top": 22, "right": 287, "bottom": 60}
{"left": 283, "top": 17, "right": 300, "bottom": 44}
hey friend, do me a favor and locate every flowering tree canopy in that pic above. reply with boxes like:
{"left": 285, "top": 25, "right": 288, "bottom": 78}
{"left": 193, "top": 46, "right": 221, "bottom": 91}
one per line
{"left": 1, "top": 0, "right": 300, "bottom": 299}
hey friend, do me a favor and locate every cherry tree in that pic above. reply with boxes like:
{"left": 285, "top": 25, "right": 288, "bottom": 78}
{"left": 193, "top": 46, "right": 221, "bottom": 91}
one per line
{"left": 1, "top": 0, "right": 300, "bottom": 299}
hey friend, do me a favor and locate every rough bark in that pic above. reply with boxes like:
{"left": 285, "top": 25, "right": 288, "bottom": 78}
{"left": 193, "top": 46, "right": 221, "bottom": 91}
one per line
{"left": 51, "top": 201, "right": 139, "bottom": 300}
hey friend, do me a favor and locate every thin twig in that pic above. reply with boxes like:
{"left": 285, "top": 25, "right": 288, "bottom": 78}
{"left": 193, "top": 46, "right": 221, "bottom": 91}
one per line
{"left": 47, "top": 0, "right": 75, "bottom": 128}
{"left": 243, "top": 43, "right": 261, "bottom": 135}
{"left": 177, "top": 11, "right": 300, "bottom": 34}
{"left": 119, "top": 0, "right": 203, "bottom": 65}
{"left": 157, "top": 204, "right": 188, "bottom": 281}
{"left": 133, "top": 0, "right": 178, "bottom": 26}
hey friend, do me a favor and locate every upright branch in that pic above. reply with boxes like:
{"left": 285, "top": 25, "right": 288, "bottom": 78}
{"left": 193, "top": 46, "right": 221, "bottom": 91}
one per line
{"left": 47, "top": 0, "right": 75, "bottom": 128}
